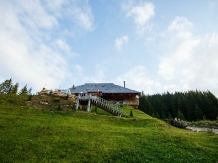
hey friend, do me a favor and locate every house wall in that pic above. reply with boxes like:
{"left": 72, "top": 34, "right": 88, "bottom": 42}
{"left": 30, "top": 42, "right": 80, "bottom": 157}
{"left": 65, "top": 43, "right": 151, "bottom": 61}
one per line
{"left": 72, "top": 92, "right": 140, "bottom": 107}
{"left": 101, "top": 93, "right": 139, "bottom": 107}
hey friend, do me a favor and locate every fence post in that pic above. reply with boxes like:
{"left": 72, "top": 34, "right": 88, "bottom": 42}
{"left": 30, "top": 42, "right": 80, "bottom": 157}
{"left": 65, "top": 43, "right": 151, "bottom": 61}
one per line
{"left": 86, "top": 93, "right": 91, "bottom": 112}
{"left": 76, "top": 93, "right": 80, "bottom": 110}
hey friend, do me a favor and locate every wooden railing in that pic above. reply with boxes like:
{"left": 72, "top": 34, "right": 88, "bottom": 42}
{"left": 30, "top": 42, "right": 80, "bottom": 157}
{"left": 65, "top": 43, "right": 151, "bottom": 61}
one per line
{"left": 91, "top": 95, "right": 124, "bottom": 113}
{"left": 76, "top": 93, "right": 124, "bottom": 116}
{"left": 78, "top": 93, "right": 91, "bottom": 100}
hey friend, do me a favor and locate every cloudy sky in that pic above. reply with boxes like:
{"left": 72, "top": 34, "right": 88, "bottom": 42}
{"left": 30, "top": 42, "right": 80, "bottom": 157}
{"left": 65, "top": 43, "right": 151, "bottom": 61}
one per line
{"left": 0, "top": 0, "right": 218, "bottom": 96}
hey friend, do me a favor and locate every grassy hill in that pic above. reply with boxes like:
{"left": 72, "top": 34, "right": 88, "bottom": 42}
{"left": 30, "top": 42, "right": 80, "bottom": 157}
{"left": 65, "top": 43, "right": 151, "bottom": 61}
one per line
{"left": 0, "top": 104, "right": 218, "bottom": 162}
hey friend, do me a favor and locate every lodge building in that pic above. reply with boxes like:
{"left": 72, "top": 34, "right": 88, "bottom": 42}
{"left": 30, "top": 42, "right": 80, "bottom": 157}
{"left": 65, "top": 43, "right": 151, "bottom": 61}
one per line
{"left": 70, "top": 83, "right": 140, "bottom": 107}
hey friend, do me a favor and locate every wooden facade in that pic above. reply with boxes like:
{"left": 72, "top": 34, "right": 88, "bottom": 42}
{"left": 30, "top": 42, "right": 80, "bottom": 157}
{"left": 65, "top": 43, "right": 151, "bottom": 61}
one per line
{"left": 70, "top": 83, "right": 140, "bottom": 107}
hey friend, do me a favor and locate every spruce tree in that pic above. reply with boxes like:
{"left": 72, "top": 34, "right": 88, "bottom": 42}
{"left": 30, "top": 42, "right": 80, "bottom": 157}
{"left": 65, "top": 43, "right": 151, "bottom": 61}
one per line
{"left": 138, "top": 95, "right": 152, "bottom": 115}
{"left": 10, "top": 83, "right": 19, "bottom": 94}
{"left": 177, "top": 110, "right": 185, "bottom": 120}
{"left": 0, "top": 78, "right": 13, "bottom": 94}
{"left": 19, "top": 85, "right": 28, "bottom": 95}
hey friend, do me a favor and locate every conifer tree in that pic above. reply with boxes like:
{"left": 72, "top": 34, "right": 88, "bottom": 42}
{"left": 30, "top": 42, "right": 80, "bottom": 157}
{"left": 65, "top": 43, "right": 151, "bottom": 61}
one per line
{"left": 19, "top": 85, "right": 28, "bottom": 95}
{"left": 10, "top": 83, "right": 19, "bottom": 94}
{"left": 0, "top": 78, "right": 13, "bottom": 94}
{"left": 138, "top": 95, "right": 152, "bottom": 115}
{"left": 177, "top": 110, "right": 185, "bottom": 120}
{"left": 28, "top": 87, "right": 32, "bottom": 95}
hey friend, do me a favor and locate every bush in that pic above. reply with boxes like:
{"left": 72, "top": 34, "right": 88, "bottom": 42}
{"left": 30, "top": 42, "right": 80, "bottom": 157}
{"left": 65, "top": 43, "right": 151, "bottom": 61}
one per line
{"left": 95, "top": 106, "right": 97, "bottom": 113}
{"left": 57, "top": 104, "right": 61, "bottom": 111}
{"left": 130, "top": 110, "right": 133, "bottom": 117}
{"left": 28, "top": 95, "right": 32, "bottom": 101}
{"left": 54, "top": 98, "right": 60, "bottom": 103}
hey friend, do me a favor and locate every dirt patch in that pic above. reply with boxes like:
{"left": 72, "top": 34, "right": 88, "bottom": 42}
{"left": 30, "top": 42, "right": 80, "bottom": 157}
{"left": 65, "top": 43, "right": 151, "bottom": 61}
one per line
{"left": 186, "top": 126, "right": 218, "bottom": 134}
{"left": 30, "top": 95, "right": 76, "bottom": 111}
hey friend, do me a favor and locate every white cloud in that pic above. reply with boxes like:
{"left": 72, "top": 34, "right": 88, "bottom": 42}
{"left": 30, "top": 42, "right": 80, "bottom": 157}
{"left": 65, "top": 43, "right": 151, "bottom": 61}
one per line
{"left": 208, "top": 32, "right": 218, "bottom": 47}
{"left": 116, "top": 66, "right": 161, "bottom": 94}
{"left": 115, "top": 35, "right": 129, "bottom": 51}
{"left": 45, "top": 0, "right": 95, "bottom": 31}
{"left": 0, "top": 0, "right": 94, "bottom": 92}
{"left": 158, "top": 59, "right": 175, "bottom": 80}
{"left": 116, "top": 16, "right": 218, "bottom": 97}
{"left": 45, "top": 0, "right": 66, "bottom": 13}
{"left": 68, "top": 1, "right": 95, "bottom": 31}
{"left": 209, "top": 1, "right": 217, "bottom": 8}
{"left": 54, "top": 39, "right": 78, "bottom": 58}
{"left": 18, "top": 0, "right": 58, "bottom": 30}
{"left": 56, "top": 39, "right": 69, "bottom": 50}
{"left": 75, "top": 8, "right": 94, "bottom": 31}
{"left": 157, "top": 16, "right": 218, "bottom": 96}
{"left": 125, "top": 1, "right": 155, "bottom": 33}
{"left": 168, "top": 16, "right": 193, "bottom": 33}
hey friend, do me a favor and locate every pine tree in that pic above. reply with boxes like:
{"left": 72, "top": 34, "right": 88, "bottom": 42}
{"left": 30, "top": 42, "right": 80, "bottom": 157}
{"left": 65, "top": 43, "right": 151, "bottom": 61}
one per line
{"left": 177, "top": 110, "right": 186, "bottom": 120}
{"left": 19, "top": 85, "right": 28, "bottom": 95}
{"left": 10, "top": 83, "right": 19, "bottom": 94}
{"left": 28, "top": 87, "right": 32, "bottom": 95}
{"left": 0, "top": 78, "right": 13, "bottom": 94}
{"left": 138, "top": 95, "right": 152, "bottom": 115}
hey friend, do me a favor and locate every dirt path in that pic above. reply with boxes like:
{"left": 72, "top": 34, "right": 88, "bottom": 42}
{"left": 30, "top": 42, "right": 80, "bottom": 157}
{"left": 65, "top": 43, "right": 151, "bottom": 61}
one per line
{"left": 186, "top": 126, "right": 218, "bottom": 134}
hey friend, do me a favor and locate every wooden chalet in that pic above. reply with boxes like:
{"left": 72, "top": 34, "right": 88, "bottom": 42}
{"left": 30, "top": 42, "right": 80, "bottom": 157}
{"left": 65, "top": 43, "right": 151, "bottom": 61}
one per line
{"left": 70, "top": 83, "right": 140, "bottom": 107}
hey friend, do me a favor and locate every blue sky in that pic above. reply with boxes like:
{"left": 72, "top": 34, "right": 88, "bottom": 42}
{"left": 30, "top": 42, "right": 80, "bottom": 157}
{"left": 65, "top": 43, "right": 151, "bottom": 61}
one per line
{"left": 1, "top": 0, "right": 218, "bottom": 97}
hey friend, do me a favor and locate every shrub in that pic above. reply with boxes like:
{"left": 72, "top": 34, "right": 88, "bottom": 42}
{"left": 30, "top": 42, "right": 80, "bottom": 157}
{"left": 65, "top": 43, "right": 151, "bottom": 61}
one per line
{"left": 130, "top": 110, "right": 133, "bottom": 117}
{"left": 28, "top": 95, "right": 32, "bottom": 101}
{"left": 54, "top": 98, "right": 60, "bottom": 103}
{"left": 57, "top": 104, "right": 61, "bottom": 111}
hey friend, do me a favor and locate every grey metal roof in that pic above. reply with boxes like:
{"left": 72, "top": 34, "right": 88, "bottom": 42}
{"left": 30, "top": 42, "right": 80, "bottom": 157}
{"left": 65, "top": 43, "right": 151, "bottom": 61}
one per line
{"left": 53, "top": 89, "right": 71, "bottom": 94}
{"left": 70, "top": 83, "right": 140, "bottom": 94}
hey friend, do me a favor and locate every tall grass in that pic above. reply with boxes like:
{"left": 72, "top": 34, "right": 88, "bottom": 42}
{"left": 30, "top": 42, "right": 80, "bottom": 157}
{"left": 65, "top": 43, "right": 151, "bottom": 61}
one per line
{"left": 0, "top": 106, "right": 217, "bottom": 162}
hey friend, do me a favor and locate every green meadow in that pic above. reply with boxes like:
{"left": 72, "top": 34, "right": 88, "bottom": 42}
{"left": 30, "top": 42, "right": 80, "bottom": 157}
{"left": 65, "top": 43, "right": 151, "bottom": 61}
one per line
{"left": 0, "top": 105, "right": 218, "bottom": 163}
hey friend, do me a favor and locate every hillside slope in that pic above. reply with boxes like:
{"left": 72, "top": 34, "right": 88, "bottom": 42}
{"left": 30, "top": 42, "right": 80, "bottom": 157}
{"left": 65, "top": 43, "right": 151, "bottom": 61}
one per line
{"left": 0, "top": 106, "right": 218, "bottom": 162}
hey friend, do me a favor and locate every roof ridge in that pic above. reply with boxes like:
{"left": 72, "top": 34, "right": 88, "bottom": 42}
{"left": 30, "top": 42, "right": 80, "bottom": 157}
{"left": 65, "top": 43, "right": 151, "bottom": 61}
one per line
{"left": 84, "top": 83, "right": 114, "bottom": 84}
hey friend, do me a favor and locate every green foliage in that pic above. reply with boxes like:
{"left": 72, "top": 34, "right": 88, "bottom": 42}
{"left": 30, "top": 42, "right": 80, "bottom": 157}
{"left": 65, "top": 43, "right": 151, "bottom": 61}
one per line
{"left": 57, "top": 104, "right": 61, "bottom": 111}
{"left": 0, "top": 78, "right": 32, "bottom": 95}
{"left": 130, "top": 110, "right": 133, "bottom": 117}
{"left": 54, "top": 98, "right": 60, "bottom": 103}
{"left": 95, "top": 106, "right": 97, "bottom": 113}
{"left": 139, "top": 90, "right": 218, "bottom": 121}
{"left": 0, "top": 94, "right": 28, "bottom": 106}
{"left": 28, "top": 95, "right": 33, "bottom": 101}
{"left": 19, "top": 84, "right": 28, "bottom": 95}
{"left": 0, "top": 78, "right": 13, "bottom": 94}
{"left": 10, "top": 83, "right": 19, "bottom": 94}
{"left": 177, "top": 110, "right": 186, "bottom": 120}
{"left": 28, "top": 87, "right": 32, "bottom": 95}
{"left": 138, "top": 95, "right": 152, "bottom": 115}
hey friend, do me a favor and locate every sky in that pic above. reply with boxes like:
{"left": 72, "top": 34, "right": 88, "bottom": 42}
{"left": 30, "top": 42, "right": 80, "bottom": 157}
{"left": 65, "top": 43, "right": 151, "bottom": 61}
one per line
{"left": 0, "top": 0, "right": 218, "bottom": 97}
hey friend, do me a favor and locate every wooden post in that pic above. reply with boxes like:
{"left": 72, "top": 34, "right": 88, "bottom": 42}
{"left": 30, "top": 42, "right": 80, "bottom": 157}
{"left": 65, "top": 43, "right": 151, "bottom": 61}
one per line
{"left": 87, "top": 93, "right": 91, "bottom": 112}
{"left": 76, "top": 94, "right": 80, "bottom": 110}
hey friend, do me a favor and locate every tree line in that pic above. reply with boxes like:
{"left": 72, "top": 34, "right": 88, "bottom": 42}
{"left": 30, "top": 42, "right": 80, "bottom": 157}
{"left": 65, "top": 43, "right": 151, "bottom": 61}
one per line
{"left": 0, "top": 78, "right": 32, "bottom": 95}
{"left": 138, "top": 90, "right": 218, "bottom": 121}
{"left": 0, "top": 78, "right": 32, "bottom": 106}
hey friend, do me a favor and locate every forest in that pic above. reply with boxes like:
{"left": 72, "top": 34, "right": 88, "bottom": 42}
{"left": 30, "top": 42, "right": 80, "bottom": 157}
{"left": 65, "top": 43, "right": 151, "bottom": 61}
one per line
{"left": 0, "top": 78, "right": 32, "bottom": 106}
{"left": 138, "top": 90, "right": 218, "bottom": 121}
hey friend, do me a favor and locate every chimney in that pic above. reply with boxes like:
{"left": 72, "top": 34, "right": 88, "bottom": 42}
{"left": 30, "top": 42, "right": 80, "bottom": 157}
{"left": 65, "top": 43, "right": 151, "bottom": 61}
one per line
{"left": 123, "top": 81, "right": 125, "bottom": 88}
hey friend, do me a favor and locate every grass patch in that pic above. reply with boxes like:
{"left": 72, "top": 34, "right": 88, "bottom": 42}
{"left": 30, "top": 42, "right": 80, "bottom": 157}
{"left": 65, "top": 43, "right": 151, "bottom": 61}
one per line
{"left": 0, "top": 106, "right": 217, "bottom": 162}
